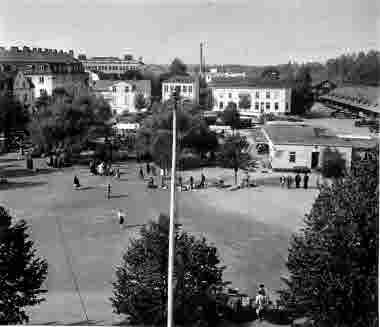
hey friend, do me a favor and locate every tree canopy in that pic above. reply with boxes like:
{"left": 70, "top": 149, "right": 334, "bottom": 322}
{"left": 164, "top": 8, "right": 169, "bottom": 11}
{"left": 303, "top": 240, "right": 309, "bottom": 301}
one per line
{"left": 222, "top": 104, "right": 240, "bottom": 131}
{"left": 111, "top": 214, "right": 228, "bottom": 326}
{"left": 0, "top": 206, "right": 48, "bottom": 324}
{"left": 169, "top": 58, "right": 188, "bottom": 76}
{"left": 28, "top": 94, "right": 112, "bottom": 153}
{"left": 279, "top": 148, "right": 379, "bottom": 326}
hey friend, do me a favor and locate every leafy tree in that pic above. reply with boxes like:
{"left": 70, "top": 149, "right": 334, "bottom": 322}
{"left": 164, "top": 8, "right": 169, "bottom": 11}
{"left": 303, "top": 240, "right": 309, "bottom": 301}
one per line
{"left": 261, "top": 67, "right": 280, "bottom": 80}
{"left": 222, "top": 104, "right": 240, "bottom": 133}
{"left": 134, "top": 93, "right": 147, "bottom": 110}
{"left": 111, "top": 214, "right": 228, "bottom": 326}
{"left": 238, "top": 94, "right": 251, "bottom": 110}
{"left": 279, "top": 149, "right": 378, "bottom": 327}
{"left": 28, "top": 94, "right": 112, "bottom": 154}
{"left": 218, "top": 134, "right": 250, "bottom": 184}
{"left": 291, "top": 65, "right": 314, "bottom": 115}
{"left": 0, "top": 206, "right": 48, "bottom": 324}
{"left": 321, "top": 147, "right": 346, "bottom": 178}
{"left": 169, "top": 58, "right": 188, "bottom": 76}
{"left": 0, "top": 96, "right": 30, "bottom": 150}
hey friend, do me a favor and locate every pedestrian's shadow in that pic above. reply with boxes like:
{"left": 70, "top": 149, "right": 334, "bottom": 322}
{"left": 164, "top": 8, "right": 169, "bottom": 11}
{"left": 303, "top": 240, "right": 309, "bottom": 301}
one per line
{"left": 111, "top": 194, "right": 129, "bottom": 199}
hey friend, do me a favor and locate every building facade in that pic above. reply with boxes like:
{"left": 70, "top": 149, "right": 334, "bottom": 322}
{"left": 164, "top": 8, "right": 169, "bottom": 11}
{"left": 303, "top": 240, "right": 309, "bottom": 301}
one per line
{"left": 0, "top": 70, "right": 35, "bottom": 107}
{"left": 263, "top": 123, "right": 356, "bottom": 171}
{"left": 162, "top": 75, "right": 199, "bottom": 104}
{"left": 79, "top": 53, "right": 144, "bottom": 75}
{"left": 210, "top": 79, "right": 292, "bottom": 116}
{"left": 0, "top": 46, "right": 88, "bottom": 99}
{"left": 92, "top": 80, "right": 151, "bottom": 115}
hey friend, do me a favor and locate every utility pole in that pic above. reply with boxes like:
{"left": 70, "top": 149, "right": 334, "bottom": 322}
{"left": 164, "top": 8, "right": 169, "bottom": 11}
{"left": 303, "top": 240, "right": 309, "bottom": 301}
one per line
{"left": 167, "top": 86, "right": 180, "bottom": 327}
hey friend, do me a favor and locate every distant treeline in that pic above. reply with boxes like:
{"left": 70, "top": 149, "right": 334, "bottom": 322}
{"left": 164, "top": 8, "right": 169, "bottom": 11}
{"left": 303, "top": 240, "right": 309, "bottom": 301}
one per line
{"left": 190, "top": 50, "right": 380, "bottom": 86}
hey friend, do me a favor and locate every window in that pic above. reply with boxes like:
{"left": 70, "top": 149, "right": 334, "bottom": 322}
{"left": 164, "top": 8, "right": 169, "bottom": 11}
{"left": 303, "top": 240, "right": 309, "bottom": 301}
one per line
{"left": 188, "top": 85, "right": 192, "bottom": 93}
{"left": 255, "top": 91, "right": 260, "bottom": 99}
{"left": 112, "top": 86, "right": 117, "bottom": 92}
{"left": 274, "top": 102, "right": 279, "bottom": 110}
{"left": 183, "top": 85, "right": 187, "bottom": 93}
{"left": 289, "top": 152, "right": 296, "bottom": 163}
{"left": 286, "top": 102, "right": 289, "bottom": 111}
{"left": 39, "top": 76, "right": 44, "bottom": 84}
{"left": 170, "top": 85, "right": 174, "bottom": 92}
{"left": 260, "top": 102, "right": 264, "bottom": 110}
{"left": 255, "top": 102, "right": 259, "bottom": 110}
{"left": 23, "top": 93, "right": 28, "bottom": 102}
{"left": 39, "top": 89, "right": 46, "bottom": 96}
{"left": 125, "top": 86, "right": 129, "bottom": 92}
{"left": 164, "top": 85, "right": 169, "bottom": 93}
{"left": 266, "top": 102, "right": 270, "bottom": 110}
{"left": 228, "top": 93, "right": 232, "bottom": 99}
{"left": 219, "top": 102, "right": 224, "bottom": 109}
{"left": 266, "top": 91, "right": 270, "bottom": 99}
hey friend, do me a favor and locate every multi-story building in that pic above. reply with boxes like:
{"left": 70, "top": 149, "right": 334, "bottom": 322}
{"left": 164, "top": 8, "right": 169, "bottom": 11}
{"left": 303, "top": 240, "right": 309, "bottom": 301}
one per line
{"left": 205, "top": 68, "right": 246, "bottom": 84}
{"left": 92, "top": 79, "right": 151, "bottom": 115}
{"left": 162, "top": 75, "right": 199, "bottom": 104}
{"left": 0, "top": 46, "right": 88, "bottom": 99}
{"left": 209, "top": 79, "right": 292, "bottom": 116}
{"left": 79, "top": 53, "right": 144, "bottom": 75}
{"left": 0, "top": 70, "right": 35, "bottom": 107}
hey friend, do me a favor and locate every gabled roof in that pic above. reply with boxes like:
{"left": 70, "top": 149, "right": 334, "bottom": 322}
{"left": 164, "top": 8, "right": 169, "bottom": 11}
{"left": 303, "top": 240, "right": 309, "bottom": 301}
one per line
{"left": 0, "top": 51, "right": 80, "bottom": 64}
{"left": 209, "top": 78, "right": 292, "bottom": 89}
{"left": 163, "top": 75, "right": 196, "bottom": 83}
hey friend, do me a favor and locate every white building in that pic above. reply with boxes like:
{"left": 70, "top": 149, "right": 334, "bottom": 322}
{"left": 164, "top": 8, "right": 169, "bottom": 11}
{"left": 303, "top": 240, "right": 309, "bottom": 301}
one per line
{"left": 0, "top": 46, "right": 88, "bottom": 99}
{"left": 92, "top": 80, "right": 151, "bottom": 115}
{"left": 162, "top": 75, "right": 199, "bottom": 104}
{"left": 210, "top": 79, "right": 292, "bottom": 117}
{"left": 262, "top": 123, "right": 361, "bottom": 171}
{"left": 205, "top": 68, "right": 246, "bottom": 83}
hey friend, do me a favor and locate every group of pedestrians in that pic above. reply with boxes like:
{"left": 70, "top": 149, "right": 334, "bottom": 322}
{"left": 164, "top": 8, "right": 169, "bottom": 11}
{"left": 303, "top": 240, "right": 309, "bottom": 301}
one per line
{"left": 280, "top": 173, "right": 309, "bottom": 189}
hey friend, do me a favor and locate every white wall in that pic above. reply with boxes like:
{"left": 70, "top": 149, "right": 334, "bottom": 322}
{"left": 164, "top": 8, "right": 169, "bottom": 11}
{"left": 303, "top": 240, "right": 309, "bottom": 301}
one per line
{"left": 162, "top": 81, "right": 199, "bottom": 104}
{"left": 267, "top": 142, "right": 352, "bottom": 170}
{"left": 211, "top": 87, "right": 291, "bottom": 115}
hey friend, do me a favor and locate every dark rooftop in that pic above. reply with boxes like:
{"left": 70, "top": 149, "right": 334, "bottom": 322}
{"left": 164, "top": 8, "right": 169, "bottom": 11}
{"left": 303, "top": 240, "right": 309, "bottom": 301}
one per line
{"left": 163, "top": 75, "right": 196, "bottom": 83}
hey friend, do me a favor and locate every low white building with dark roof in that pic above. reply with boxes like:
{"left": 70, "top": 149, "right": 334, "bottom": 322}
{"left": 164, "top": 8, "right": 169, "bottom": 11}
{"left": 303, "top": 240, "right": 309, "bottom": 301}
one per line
{"left": 162, "top": 75, "right": 199, "bottom": 104}
{"left": 92, "top": 79, "right": 151, "bottom": 115}
{"left": 262, "top": 123, "right": 378, "bottom": 171}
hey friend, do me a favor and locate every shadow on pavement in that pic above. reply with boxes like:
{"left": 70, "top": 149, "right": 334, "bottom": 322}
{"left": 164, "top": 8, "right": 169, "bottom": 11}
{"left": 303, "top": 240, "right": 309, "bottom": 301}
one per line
{"left": 0, "top": 167, "right": 56, "bottom": 179}
{"left": 111, "top": 194, "right": 129, "bottom": 199}
{"left": 0, "top": 180, "right": 48, "bottom": 190}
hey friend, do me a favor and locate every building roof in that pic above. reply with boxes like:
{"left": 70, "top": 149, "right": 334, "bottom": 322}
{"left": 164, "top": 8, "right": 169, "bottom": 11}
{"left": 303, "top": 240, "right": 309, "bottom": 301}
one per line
{"left": 263, "top": 124, "right": 356, "bottom": 147}
{"left": 0, "top": 47, "right": 79, "bottom": 64}
{"left": 84, "top": 57, "right": 142, "bottom": 64}
{"left": 209, "top": 78, "right": 292, "bottom": 89}
{"left": 320, "top": 85, "right": 380, "bottom": 114}
{"left": 163, "top": 75, "right": 196, "bottom": 83}
{"left": 92, "top": 79, "right": 151, "bottom": 92}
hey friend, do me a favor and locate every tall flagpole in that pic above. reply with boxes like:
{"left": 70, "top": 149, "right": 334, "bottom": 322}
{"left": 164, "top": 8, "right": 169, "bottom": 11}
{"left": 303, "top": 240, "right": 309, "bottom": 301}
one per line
{"left": 167, "top": 86, "right": 179, "bottom": 327}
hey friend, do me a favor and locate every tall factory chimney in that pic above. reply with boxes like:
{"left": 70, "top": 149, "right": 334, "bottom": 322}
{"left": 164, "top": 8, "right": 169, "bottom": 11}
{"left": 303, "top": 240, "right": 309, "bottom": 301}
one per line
{"left": 200, "top": 42, "right": 203, "bottom": 76}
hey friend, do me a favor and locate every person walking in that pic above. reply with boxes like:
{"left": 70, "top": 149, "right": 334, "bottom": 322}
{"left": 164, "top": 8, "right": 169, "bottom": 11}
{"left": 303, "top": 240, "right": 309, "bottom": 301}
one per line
{"left": 160, "top": 168, "right": 165, "bottom": 188}
{"left": 255, "top": 289, "right": 268, "bottom": 321}
{"left": 303, "top": 173, "right": 309, "bottom": 189}
{"left": 146, "top": 162, "right": 151, "bottom": 175}
{"left": 139, "top": 167, "right": 144, "bottom": 180}
{"left": 295, "top": 173, "right": 301, "bottom": 188}
{"left": 115, "top": 168, "right": 120, "bottom": 179}
{"left": 190, "top": 176, "right": 194, "bottom": 190}
{"left": 200, "top": 173, "right": 206, "bottom": 188}
{"left": 107, "top": 183, "right": 111, "bottom": 200}
{"left": 178, "top": 175, "right": 183, "bottom": 190}
{"left": 73, "top": 175, "right": 81, "bottom": 189}
{"left": 280, "top": 175, "right": 285, "bottom": 188}
{"left": 117, "top": 209, "right": 125, "bottom": 225}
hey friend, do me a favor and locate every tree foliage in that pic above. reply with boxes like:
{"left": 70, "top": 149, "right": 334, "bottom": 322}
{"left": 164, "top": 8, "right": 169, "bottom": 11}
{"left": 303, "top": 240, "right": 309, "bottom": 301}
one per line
{"left": 134, "top": 93, "right": 148, "bottom": 110}
{"left": 111, "top": 214, "right": 228, "bottom": 326}
{"left": 279, "top": 149, "right": 379, "bottom": 327}
{"left": 169, "top": 58, "right": 188, "bottom": 76}
{"left": 28, "top": 94, "right": 112, "bottom": 153}
{"left": 218, "top": 134, "right": 250, "bottom": 184}
{"left": 0, "top": 206, "right": 48, "bottom": 324}
{"left": 222, "top": 104, "right": 240, "bottom": 131}
{"left": 291, "top": 65, "right": 314, "bottom": 115}
{"left": 136, "top": 102, "right": 218, "bottom": 169}
{"left": 321, "top": 147, "right": 346, "bottom": 178}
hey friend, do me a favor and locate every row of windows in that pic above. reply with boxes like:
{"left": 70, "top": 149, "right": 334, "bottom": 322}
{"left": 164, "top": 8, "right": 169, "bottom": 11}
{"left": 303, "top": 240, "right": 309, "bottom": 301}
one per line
{"left": 164, "top": 84, "right": 193, "bottom": 94}
{"left": 34, "top": 64, "right": 82, "bottom": 73}
{"left": 221, "top": 90, "right": 280, "bottom": 100}
{"left": 218, "top": 101, "right": 281, "bottom": 111}
{"left": 112, "top": 86, "right": 137, "bottom": 92}
{"left": 86, "top": 65, "right": 138, "bottom": 71}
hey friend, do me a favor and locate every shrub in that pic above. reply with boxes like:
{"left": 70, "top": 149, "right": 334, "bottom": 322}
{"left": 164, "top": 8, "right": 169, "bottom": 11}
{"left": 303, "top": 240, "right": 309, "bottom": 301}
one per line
{"left": 321, "top": 147, "right": 346, "bottom": 178}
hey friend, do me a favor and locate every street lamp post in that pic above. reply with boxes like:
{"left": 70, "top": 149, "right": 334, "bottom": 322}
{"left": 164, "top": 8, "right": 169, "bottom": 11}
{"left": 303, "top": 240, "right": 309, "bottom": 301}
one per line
{"left": 167, "top": 86, "right": 180, "bottom": 327}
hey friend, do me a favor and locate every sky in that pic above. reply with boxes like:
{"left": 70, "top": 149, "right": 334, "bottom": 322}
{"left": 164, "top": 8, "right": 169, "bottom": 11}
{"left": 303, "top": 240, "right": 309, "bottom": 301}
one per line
{"left": 1, "top": 0, "right": 379, "bottom": 65}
